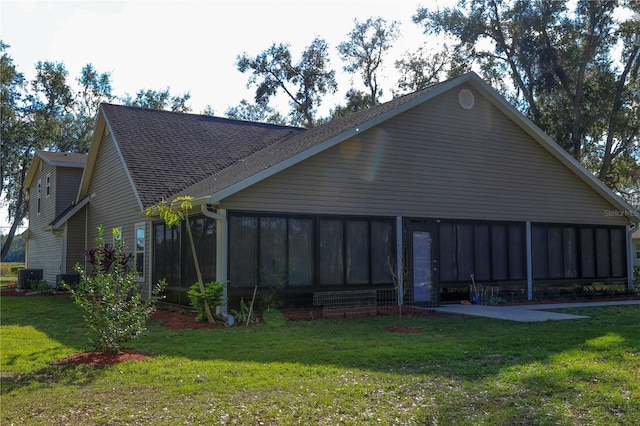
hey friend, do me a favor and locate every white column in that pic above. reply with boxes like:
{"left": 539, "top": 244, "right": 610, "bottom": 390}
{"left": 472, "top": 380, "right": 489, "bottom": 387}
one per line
{"left": 526, "top": 221, "right": 533, "bottom": 301}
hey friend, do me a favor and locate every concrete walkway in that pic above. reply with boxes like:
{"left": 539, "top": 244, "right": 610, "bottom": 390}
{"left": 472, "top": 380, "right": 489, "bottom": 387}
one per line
{"left": 431, "top": 300, "right": 640, "bottom": 322}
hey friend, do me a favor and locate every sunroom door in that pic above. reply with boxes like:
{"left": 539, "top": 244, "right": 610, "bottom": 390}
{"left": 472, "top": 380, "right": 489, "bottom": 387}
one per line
{"left": 407, "top": 221, "right": 439, "bottom": 305}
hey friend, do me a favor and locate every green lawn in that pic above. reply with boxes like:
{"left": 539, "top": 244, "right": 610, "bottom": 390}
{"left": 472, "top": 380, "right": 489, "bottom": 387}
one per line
{"left": 1, "top": 296, "right": 639, "bottom": 425}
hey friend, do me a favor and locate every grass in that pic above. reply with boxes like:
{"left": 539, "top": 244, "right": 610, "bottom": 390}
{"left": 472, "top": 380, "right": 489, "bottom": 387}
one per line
{"left": 1, "top": 296, "right": 639, "bottom": 425}
{"left": 0, "top": 262, "right": 23, "bottom": 284}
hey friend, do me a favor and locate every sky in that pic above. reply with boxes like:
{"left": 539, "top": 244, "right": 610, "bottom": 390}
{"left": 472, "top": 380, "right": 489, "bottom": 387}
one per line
{"left": 1, "top": 0, "right": 456, "bottom": 232}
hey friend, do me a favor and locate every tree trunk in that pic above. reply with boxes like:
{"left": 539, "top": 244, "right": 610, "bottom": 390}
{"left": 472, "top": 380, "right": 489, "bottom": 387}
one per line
{"left": 599, "top": 43, "right": 640, "bottom": 182}
{"left": 184, "top": 216, "right": 214, "bottom": 323}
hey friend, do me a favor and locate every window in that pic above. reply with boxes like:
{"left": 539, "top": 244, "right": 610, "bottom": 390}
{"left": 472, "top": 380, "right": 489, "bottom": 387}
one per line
{"left": 152, "top": 214, "right": 217, "bottom": 288}
{"left": 228, "top": 213, "right": 395, "bottom": 288}
{"left": 134, "top": 223, "right": 145, "bottom": 278}
{"left": 36, "top": 179, "right": 41, "bottom": 214}
{"left": 45, "top": 173, "right": 51, "bottom": 197}
{"left": 636, "top": 243, "right": 640, "bottom": 260}
{"left": 439, "top": 221, "right": 526, "bottom": 283}
{"left": 532, "top": 224, "right": 627, "bottom": 280}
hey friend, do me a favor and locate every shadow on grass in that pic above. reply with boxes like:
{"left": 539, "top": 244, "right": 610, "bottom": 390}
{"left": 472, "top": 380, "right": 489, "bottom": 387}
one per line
{"left": 2, "top": 296, "right": 639, "bottom": 385}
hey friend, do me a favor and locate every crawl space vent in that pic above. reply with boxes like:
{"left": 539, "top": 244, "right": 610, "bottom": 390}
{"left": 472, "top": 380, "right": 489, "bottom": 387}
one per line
{"left": 458, "top": 89, "right": 475, "bottom": 110}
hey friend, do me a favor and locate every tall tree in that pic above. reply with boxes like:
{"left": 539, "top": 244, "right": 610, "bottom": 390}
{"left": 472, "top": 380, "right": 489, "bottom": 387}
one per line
{"left": 338, "top": 17, "right": 400, "bottom": 103}
{"left": 414, "top": 0, "right": 640, "bottom": 207}
{"left": 71, "top": 64, "right": 115, "bottom": 152}
{"left": 236, "top": 37, "right": 337, "bottom": 128}
{"left": 225, "top": 99, "right": 288, "bottom": 125}
{"left": 395, "top": 45, "right": 468, "bottom": 93}
{"left": 1, "top": 41, "right": 194, "bottom": 260}
{"left": 122, "top": 88, "right": 191, "bottom": 112}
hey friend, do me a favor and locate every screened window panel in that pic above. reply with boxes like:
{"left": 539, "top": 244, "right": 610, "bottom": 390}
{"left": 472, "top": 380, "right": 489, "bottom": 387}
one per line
{"left": 456, "top": 224, "right": 474, "bottom": 281}
{"left": 439, "top": 223, "right": 457, "bottom": 282}
{"left": 288, "top": 218, "right": 314, "bottom": 286}
{"left": 508, "top": 225, "right": 526, "bottom": 280}
{"left": 547, "top": 226, "right": 564, "bottom": 279}
{"left": 371, "top": 221, "right": 394, "bottom": 284}
{"left": 563, "top": 227, "right": 578, "bottom": 278}
{"left": 531, "top": 225, "right": 549, "bottom": 279}
{"left": 595, "top": 228, "right": 611, "bottom": 278}
{"left": 490, "top": 225, "right": 508, "bottom": 280}
{"left": 473, "top": 224, "right": 491, "bottom": 281}
{"left": 182, "top": 216, "right": 217, "bottom": 286}
{"left": 345, "top": 221, "right": 369, "bottom": 284}
{"left": 610, "top": 227, "right": 626, "bottom": 277}
{"left": 260, "top": 217, "right": 287, "bottom": 286}
{"left": 319, "top": 219, "right": 344, "bottom": 285}
{"left": 229, "top": 216, "right": 258, "bottom": 287}
{"left": 580, "top": 228, "right": 596, "bottom": 278}
{"left": 153, "top": 222, "right": 181, "bottom": 286}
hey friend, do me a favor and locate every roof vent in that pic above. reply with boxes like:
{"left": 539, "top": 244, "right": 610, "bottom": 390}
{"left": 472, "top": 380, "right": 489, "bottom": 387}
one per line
{"left": 458, "top": 89, "right": 474, "bottom": 110}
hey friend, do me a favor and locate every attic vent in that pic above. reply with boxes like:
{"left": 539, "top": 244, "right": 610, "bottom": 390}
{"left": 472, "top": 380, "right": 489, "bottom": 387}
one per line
{"left": 458, "top": 89, "right": 475, "bottom": 110}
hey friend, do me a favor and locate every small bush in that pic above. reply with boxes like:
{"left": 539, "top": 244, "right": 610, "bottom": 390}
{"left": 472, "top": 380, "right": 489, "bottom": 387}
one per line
{"left": 66, "top": 225, "right": 166, "bottom": 352}
{"left": 31, "top": 280, "right": 54, "bottom": 293}
{"left": 187, "top": 281, "right": 225, "bottom": 322}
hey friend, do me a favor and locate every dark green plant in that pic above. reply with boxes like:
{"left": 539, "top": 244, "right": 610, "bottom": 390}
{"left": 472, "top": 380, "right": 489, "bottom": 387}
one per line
{"left": 66, "top": 225, "right": 166, "bottom": 352}
{"left": 187, "top": 281, "right": 225, "bottom": 322}
{"left": 31, "top": 279, "right": 54, "bottom": 293}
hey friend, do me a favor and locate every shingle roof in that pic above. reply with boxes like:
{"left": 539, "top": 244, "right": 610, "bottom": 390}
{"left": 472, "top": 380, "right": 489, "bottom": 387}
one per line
{"left": 178, "top": 83, "right": 440, "bottom": 200}
{"left": 100, "top": 104, "right": 305, "bottom": 208}
{"left": 37, "top": 150, "right": 87, "bottom": 167}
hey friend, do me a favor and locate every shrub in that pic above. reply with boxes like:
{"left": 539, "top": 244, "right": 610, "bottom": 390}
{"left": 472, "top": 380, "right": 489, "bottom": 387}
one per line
{"left": 66, "top": 225, "right": 166, "bottom": 352}
{"left": 187, "top": 281, "right": 225, "bottom": 322}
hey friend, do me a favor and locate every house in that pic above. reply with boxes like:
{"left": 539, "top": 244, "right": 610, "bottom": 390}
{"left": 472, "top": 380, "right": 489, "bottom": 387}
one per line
{"left": 23, "top": 151, "right": 87, "bottom": 286}
{"left": 25, "top": 72, "right": 639, "bottom": 308}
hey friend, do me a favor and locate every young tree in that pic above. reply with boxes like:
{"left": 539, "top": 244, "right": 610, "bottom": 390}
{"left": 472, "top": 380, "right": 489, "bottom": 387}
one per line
{"left": 236, "top": 37, "right": 337, "bottom": 127}
{"left": 69, "top": 225, "right": 166, "bottom": 352}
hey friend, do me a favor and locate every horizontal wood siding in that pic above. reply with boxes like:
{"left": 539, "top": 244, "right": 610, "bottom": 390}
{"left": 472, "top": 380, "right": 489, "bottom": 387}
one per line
{"left": 26, "top": 161, "right": 61, "bottom": 283}
{"left": 86, "top": 130, "right": 150, "bottom": 297}
{"left": 55, "top": 168, "right": 83, "bottom": 216}
{"left": 223, "top": 85, "right": 627, "bottom": 226}
{"left": 26, "top": 230, "right": 63, "bottom": 284}
{"left": 65, "top": 210, "right": 87, "bottom": 273}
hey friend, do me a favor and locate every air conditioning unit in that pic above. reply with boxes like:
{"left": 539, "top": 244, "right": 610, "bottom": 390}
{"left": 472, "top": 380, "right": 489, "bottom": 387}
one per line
{"left": 17, "top": 269, "right": 43, "bottom": 290}
{"left": 56, "top": 273, "right": 80, "bottom": 290}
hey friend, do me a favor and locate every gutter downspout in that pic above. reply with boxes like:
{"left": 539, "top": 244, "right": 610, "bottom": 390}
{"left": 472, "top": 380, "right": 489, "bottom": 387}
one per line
{"left": 201, "top": 204, "right": 229, "bottom": 316}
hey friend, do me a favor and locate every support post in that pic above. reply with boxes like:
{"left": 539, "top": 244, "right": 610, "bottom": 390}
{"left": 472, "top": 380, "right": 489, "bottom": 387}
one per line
{"left": 396, "top": 216, "right": 404, "bottom": 306}
{"left": 526, "top": 221, "right": 533, "bottom": 301}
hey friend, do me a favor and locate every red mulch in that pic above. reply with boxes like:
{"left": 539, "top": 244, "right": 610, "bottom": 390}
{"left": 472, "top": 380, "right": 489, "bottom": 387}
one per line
{"left": 55, "top": 350, "right": 148, "bottom": 367}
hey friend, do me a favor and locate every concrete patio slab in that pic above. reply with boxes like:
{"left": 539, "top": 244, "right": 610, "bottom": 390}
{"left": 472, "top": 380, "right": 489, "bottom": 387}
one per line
{"left": 430, "top": 300, "right": 640, "bottom": 322}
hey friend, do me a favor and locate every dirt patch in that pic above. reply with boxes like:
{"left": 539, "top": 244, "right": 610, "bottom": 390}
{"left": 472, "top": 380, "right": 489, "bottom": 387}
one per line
{"left": 55, "top": 350, "right": 148, "bottom": 367}
{"left": 150, "top": 306, "right": 226, "bottom": 330}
